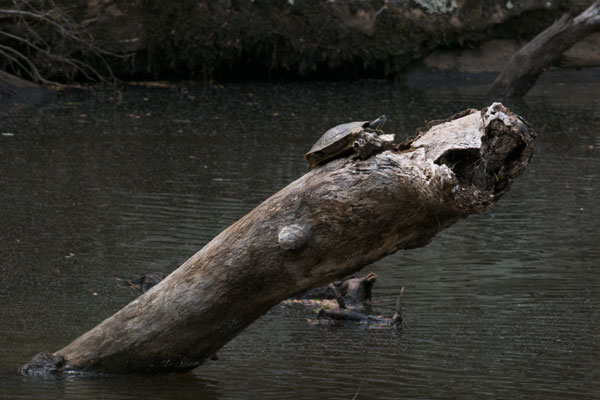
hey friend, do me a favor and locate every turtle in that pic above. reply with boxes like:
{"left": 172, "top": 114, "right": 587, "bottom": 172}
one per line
{"left": 305, "top": 115, "right": 387, "bottom": 170}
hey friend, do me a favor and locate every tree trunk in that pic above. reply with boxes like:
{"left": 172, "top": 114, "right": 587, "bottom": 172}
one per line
{"left": 489, "top": 0, "right": 600, "bottom": 100}
{"left": 21, "top": 103, "right": 535, "bottom": 376}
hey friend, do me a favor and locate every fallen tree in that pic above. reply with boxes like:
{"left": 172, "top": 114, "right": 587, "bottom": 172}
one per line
{"left": 489, "top": 0, "right": 600, "bottom": 99}
{"left": 21, "top": 103, "right": 535, "bottom": 376}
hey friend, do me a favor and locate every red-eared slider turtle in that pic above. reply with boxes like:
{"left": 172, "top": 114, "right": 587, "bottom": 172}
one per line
{"left": 305, "top": 115, "right": 387, "bottom": 169}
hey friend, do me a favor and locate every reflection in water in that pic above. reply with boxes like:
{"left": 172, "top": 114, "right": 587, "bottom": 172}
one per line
{"left": 0, "top": 74, "right": 599, "bottom": 399}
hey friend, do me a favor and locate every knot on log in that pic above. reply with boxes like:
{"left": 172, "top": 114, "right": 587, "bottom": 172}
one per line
{"left": 277, "top": 224, "right": 308, "bottom": 250}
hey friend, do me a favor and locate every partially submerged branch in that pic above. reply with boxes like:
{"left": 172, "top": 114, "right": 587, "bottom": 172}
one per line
{"left": 310, "top": 280, "right": 404, "bottom": 329}
{"left": 390, "top": 287, "right": 404, "bottom": 328}
{"left": 328, "top": 283, "right": 347, "bottom": 309}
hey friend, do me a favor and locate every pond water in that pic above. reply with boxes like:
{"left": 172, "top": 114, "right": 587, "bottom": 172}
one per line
{"left": 1, "top": 72, "right": 599, "bottom": 399}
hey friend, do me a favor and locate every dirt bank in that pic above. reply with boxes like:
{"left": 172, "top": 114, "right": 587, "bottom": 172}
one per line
{"left": 1, "top": 0, "right": 598, "bottom": 82}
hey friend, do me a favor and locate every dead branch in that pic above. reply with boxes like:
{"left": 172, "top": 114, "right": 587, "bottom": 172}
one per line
{"left": 489, "top": 0, "right": 600, "bottom": 99}
{"left": 328, "top": 283, "right": 347, "bottom": 309}
{"left": 390, "top": 287, "right": 404, "bottom": 328}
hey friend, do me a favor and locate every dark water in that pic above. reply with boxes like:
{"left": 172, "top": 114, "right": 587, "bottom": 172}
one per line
{"left": 1, "top": 73, "right": 599, "bottom": 399}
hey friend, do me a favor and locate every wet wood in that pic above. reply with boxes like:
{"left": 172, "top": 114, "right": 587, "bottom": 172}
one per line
{"left": 21, "top": 103, "right": 535, "bottom": 375}
{"left": 489, "top": 0, "right": 600, "bottom": 99}
{"left": 314, "top": 286, "right": 403, "bottom": 329}
{"left": 317, "top": 308, "right": 386, "bottom": 323}
{"left": 293, "top": 272, "right": 376, "bottom": 303}
{"left": 390, "top": 287, "right": 404, "bottom": 328}
{"left": 338, "top": 272, "right": 376, "bottom": 306}
{"left": 328, "top": 283, "right": 347, "bottom": 309}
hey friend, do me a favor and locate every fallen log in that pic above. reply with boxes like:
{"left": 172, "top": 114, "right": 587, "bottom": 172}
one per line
{"left": 489, "top": 0, "right": 600, "bottom": 100}
{"left": 21, "top": 103, "right": 535, "bottom": 376}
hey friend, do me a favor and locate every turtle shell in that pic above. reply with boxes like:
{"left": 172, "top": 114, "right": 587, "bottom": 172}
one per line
{"left": 305, "top": 121, "right": 368, "bottom": 169}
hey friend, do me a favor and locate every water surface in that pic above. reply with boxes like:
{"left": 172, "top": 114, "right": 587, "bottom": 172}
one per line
{"left": 1, "top": 73, "right": 599, "bottom": 399}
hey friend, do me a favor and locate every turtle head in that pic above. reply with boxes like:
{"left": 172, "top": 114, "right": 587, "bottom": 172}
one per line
{"left": 368, "top": 115, "right": 387, "bottom": 130}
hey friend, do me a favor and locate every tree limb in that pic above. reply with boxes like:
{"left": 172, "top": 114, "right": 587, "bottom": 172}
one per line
{"left": 489, "top": 0, "right": 600, "bottom": 99}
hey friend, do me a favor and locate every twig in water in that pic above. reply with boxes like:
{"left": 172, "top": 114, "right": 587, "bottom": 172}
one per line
{"left": 352, "top": 380, "right": 364, "bottom": 400}
{"left": 391, "top": 286, "right": 404, "bottom": 329}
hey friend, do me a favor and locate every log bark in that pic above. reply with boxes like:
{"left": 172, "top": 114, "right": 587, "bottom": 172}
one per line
{"left": 489, "top": 0, "right": 600, "bottom": 100}
{"left": 21, "top": 103, "right": 535, "bottom": 376}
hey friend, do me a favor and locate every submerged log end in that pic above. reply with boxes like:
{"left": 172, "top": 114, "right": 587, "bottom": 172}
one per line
{"left": 404, "top": 103, "right": 534, "bottom": 220}
{"left": 20, "top": 352, "right": 66, "bottom": 377}
{"left": 481, "top": 102, "right": 535, "bottom": 199}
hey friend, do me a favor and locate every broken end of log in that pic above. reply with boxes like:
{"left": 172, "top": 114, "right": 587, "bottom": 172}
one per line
{"left": 479, "top": 103, "right": 536, "bottom": 199}
{"left": 407, "top": 103, "right": 535, "bottom": 216}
